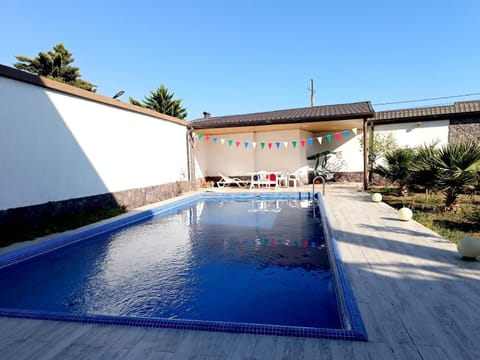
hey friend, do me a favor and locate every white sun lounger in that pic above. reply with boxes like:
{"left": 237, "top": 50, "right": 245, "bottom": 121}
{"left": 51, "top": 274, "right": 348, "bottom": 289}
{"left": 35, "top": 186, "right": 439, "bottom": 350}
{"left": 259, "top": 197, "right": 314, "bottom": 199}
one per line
{"left": 216, "top": 173, "right": 249, "bottom": 188}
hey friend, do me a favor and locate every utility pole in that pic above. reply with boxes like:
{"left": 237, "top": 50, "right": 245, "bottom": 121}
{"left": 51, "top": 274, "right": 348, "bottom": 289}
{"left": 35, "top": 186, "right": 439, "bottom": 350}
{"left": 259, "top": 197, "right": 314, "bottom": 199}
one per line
{"left": 308, "top": 79, "right": 315, "bottom": 107}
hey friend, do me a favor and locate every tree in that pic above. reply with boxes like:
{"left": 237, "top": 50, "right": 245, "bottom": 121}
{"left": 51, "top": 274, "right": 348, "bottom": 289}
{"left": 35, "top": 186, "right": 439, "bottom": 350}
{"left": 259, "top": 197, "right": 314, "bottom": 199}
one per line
{"left": 432, "top": 142, "right": 480, "bottom": 210}
{"left": 374, "top": 148, "right": 414, "bottom": 196}
{"left": 14, "top": 43, "right": 96, "bottom": 92}
{"left": 130, "top": 85, "right": 187, "bottom": 119}
{"left": 359, "top": 132, "right": 398, "bottom": 181}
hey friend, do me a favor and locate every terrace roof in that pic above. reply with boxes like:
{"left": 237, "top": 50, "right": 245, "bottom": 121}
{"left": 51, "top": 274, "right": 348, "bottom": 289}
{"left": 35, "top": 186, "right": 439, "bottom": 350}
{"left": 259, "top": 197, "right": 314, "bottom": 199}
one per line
{"left": 373, "top": 100, "right": 480, "bottom": 124}
{"left": 190, "top": 101, "right": 374, "bottom": 135}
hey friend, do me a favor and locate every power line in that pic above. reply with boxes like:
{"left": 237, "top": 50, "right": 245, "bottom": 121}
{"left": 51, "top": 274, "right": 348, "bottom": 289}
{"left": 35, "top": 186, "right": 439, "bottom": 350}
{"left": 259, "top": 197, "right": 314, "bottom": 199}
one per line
{"left": 373, "top": 92, "right": 480, "bottom": 106}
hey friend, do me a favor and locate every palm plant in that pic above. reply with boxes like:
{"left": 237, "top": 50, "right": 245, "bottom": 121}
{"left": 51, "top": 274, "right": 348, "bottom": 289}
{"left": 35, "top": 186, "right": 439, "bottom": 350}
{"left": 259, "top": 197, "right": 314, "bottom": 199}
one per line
{"left": 374, "top": 148, "right": 414, "bottom": 196}
{"left": 432, "top": 142, "right": 480, "bottom": 210}
{"left": 410, "top": 144, "right": 441, "bottom": 201}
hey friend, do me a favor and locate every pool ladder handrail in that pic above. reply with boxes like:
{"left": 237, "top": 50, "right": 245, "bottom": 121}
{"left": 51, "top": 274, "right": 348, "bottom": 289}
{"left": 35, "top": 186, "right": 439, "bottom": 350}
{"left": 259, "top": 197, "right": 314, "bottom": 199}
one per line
{"left": 312, "top": 175, "right": 325, "bottom": 196}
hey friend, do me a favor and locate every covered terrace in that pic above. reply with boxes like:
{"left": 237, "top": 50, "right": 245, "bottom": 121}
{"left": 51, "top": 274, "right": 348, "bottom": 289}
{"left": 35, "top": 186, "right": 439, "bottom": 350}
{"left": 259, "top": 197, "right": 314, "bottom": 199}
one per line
{"left": 189, "top": 101, "right": 375, "bottom": 189}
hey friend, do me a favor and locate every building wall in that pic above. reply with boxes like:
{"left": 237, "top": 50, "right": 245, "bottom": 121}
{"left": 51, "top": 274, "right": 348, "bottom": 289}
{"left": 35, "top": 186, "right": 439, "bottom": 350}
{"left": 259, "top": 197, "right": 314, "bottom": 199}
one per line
{"left": 449, "top": 117, "right": 480, "bottom": 143}
{"left": 194, "top": 129, "right": 319, "bottom": 178}
{"left": 0, "top": 75, "right": 188, "bottom": 211}
{"left": 375, "top": 120, "right": 450, "bottom": 148}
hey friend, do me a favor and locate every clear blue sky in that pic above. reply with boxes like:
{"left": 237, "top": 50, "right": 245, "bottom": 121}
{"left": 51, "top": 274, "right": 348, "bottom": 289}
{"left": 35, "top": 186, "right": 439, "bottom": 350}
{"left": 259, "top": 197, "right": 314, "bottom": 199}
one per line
{"left": 1, "top": 0, "right": 479, "bottom": 120}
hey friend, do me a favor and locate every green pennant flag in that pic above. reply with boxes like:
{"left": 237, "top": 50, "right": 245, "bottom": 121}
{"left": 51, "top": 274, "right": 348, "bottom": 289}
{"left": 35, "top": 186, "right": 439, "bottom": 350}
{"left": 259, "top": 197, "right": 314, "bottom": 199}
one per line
{"left": 292, "top": 141, "right": 297, "bottom": 148}
{"left": 228, "top": 139, "right": 233, "bottom": 147}
{"left": 326, "top": 135, "right": 332, "bottom": 143}
{"left": 198, "top": 133, "right": 203, "bottom": 140}
{"left": 260, "top": 142, "right": 266, "bottom": 149}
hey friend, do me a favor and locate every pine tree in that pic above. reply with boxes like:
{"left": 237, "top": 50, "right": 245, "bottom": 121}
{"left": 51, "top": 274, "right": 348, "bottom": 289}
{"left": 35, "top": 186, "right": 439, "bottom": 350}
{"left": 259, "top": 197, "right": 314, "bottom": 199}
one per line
{"left": 130, "top": 85, "right": 187, "bottom": 119}
{"left": 14, "top": 43, "right": 96, "bottom": 92}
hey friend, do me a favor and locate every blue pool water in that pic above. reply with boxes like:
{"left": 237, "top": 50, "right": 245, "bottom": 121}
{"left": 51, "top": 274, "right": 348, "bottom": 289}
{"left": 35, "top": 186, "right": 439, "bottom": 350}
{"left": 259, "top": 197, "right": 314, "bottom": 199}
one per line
{"left": 0, "top": 193, "right": 367, "bottom": 340}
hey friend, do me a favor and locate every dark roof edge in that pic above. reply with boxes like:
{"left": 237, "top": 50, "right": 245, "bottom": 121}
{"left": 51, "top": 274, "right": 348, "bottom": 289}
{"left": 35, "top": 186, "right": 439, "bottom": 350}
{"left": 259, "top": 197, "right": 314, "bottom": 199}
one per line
{"left": 0, "top": 64, "right": 188, "bottom": 127}
{"left": 373, "top": 101, "right": 480, "bottom": 124}
{"left": 190, "top": 101, "right": 375, "bottom": 129}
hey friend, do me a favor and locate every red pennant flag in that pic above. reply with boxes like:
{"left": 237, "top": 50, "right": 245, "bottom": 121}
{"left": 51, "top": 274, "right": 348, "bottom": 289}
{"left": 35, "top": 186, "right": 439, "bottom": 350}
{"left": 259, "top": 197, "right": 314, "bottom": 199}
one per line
{"left": 300, "top": 140, "right": 306, "bottom": 147}
{"left": 235, "top": 141, "right": 240, "bottom": 148}
{"left": 205, "top": 135, "right": 210, "bottom": 141}
{"left": 268, "top": 142, "right": 273, "bottom": 150}
{"left": 335, "top": 133, "right": 341, "bottom": 140}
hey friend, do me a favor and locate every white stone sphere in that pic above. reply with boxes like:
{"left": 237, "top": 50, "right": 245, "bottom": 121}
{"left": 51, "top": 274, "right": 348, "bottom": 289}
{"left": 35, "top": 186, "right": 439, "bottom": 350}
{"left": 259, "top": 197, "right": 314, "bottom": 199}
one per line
{"left": 372, "top": 193, "right": 382, "bottom": 202}
{"left": 398, "top": 207, "right": 413, "bottom": 221}
{"left": 457, "top": 237, "right": 480, "bottom": 260}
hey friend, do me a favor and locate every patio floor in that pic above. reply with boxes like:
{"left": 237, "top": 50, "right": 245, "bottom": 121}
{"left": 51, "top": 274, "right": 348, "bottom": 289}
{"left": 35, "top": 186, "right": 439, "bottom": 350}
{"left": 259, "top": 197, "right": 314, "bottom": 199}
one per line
{"left": 1, "top": 184, "right": 479, "bottom": 359}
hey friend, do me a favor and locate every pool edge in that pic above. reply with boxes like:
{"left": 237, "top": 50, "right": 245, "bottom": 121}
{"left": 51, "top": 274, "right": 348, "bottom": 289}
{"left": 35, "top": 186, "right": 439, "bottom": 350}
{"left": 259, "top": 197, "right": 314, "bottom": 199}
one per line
{"left": 0, "top": 191, "right": 368, "bottom": 341}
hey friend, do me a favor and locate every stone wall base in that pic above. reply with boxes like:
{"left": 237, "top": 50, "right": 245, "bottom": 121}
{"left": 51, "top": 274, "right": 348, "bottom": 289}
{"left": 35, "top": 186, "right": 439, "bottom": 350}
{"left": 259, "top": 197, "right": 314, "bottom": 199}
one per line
{"left": 0, "top": 180, "right": 200, "bottom": 243}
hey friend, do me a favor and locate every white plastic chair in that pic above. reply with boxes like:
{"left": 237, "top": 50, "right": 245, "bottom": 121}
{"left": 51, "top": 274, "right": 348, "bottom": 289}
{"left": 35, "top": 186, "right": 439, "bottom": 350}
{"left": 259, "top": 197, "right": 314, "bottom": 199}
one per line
{"left": 287, "top": 173, "right": 298, "bottom": 189}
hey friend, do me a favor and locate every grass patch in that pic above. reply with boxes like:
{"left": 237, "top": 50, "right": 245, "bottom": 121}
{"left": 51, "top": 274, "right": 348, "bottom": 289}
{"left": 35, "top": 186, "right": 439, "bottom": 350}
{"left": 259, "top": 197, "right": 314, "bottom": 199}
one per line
{"left": 370, "top": 187, "right": 480, "bottom": 243}
{"left": 1, "top": 206, "right": 126, "bottom": 248}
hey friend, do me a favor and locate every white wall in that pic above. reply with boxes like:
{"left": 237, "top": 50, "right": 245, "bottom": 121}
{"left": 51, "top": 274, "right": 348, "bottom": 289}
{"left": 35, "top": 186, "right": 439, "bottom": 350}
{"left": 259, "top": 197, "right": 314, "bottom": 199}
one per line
{"left": 0, "top": 76, "right": 187, "bottom": 210}
{"left": 375, "top": 120, "right": 449, "bottom": 148}
{"left": 194, "top": 129, "right": 316, "bottom": 177}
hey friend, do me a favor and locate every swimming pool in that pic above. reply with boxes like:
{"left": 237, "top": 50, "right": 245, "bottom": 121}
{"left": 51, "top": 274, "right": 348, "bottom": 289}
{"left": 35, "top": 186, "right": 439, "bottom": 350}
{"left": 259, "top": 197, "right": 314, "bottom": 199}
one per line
{"left": 0, "top": 192, "right": 367, "bottom": 341}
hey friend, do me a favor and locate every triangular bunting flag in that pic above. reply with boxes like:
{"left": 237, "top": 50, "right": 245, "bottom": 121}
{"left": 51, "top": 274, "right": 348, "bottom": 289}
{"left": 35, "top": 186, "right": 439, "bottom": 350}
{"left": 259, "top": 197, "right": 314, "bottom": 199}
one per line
{"left": 205, "top": 135, "right": 210, "bottom": 142}
{"left": 292, "top": 141, "right": 297, "bottom": 148}
{"left": 261, "top": 142, "right": 265, "bottom": 150}
{"left": 275, "top": 142, "right": 281, "bottom": 149}
{"left": 352, "top": 128, "right": 358, "bottom": 135}
{"left": 221, "top": 138, "right": 225, "bottom": 145}
{"left": 335, "top": 133, "right": 341, "bottom": 140}
{"left": 308, "top": 138, "right": 314, "bottom": 147}
{"left": 326, "top": 135, "right": 332, "bottom": 143}
{"left": 213, "top": 136, "right": 218, "bottom": 143}
{"left": 198, "top": 133, "right": 203, "bottom": 140}
{"left": 344, "top": 130, "right": 350, "bottom": 138}
{"left": 268, "top": 142, "right": 273, "bottom": 150}
{"left": 235, "top": 141, "right": 240, "bottom": 148}
{"left": 228, "top": 139, "right": 233, "bottom": 147}
{"left": 244, "top": 141, "right": 249, "bottom": 149}
{"left": 252, "top": 142, "right": 257, "bottom": 149}
{"left": 284, "top": 141, "right": 289, "bottom": 148}
{"left": 317, "top": 137, "right": 323, "bottom": 144}
{"left": 300, "top": 140, "right": 306, "bottom": 147}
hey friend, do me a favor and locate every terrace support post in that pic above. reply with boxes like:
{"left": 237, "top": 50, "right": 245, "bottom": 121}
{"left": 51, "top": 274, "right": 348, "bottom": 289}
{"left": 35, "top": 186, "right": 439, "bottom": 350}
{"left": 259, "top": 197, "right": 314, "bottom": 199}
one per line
{"left": 363, "top": 118, "right": 369, "bottom": 191}
{"left": 186, "top": 127, "right": 196, "bottom": 191}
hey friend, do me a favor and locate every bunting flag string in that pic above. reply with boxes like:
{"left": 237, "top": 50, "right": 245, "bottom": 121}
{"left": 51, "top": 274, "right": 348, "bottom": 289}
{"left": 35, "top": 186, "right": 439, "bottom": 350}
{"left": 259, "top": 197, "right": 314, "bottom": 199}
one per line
{"left": 194, "top": 126, "right": 359, "bottom": 150}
